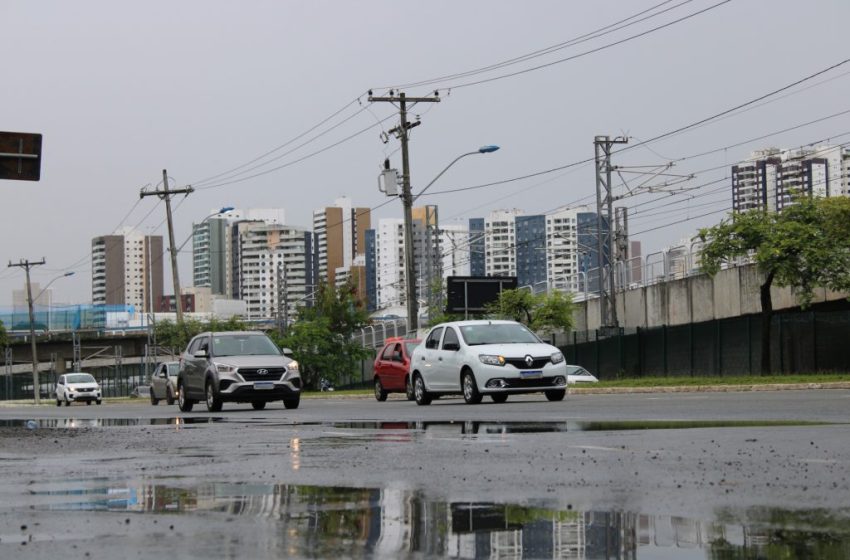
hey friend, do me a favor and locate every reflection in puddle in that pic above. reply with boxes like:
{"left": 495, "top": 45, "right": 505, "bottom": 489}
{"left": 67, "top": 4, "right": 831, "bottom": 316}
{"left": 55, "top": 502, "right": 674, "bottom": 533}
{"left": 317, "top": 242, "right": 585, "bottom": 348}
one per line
{"left": 0, "top": 417, "right": 224, "bottom": 428}
{"left": 30, "top": 481, "right": 850, "bottom": 559}
{"left": 333, "top": 419, "right": 831, "bottom": 436}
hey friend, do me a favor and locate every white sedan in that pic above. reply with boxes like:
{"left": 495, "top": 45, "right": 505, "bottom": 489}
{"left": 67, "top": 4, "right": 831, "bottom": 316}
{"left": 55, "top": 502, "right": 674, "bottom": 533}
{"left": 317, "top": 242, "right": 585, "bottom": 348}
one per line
{"left": 55, "top": 373, "right": 102, "bottom": 406}
{"left": 567, "top": 365, "right": 599, "bottom": 384}
{"left": 410, "top": 320, "right": 569, "bottom": 405}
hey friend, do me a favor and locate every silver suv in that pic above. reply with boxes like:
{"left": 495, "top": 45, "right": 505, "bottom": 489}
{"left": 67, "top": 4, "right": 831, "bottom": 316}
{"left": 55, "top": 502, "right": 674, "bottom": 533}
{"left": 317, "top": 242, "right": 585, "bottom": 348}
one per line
{"left": 177, "top": 331, "right": 301, "bottom": 412}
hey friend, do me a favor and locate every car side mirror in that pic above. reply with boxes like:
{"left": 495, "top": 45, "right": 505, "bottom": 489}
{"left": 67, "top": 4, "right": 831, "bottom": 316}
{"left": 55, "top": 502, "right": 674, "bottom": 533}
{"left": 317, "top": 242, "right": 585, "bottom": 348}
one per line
{"left": 443, "top": 342, "right": 460, "bottom": 352}
{"left": 282, "top": 347, "right": 294, "bottom": 356}
{"left": 193, "top": 349, "right": 208, "bottom": 358}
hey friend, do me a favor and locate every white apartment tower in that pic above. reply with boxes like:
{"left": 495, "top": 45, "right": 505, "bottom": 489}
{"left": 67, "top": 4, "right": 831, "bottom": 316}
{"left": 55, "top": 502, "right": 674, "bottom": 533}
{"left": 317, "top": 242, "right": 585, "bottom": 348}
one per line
{"left": 484, "top": 209, "right": 523, "bottom": 277}
{"left": 545, "top": 207, "right": 582, "bottom": 292}
{"left": 237, "top": 222, "right": 313, "bottom": 319}
{"left": 374, "top": 217, "right": 428, "bottom": 310}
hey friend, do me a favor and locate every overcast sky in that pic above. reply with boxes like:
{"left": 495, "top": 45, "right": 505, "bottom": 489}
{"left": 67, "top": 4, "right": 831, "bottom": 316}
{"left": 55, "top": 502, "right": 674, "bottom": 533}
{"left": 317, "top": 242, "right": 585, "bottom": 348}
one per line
{"left": 2, "top": 0, "right": 849, "bottom": 306}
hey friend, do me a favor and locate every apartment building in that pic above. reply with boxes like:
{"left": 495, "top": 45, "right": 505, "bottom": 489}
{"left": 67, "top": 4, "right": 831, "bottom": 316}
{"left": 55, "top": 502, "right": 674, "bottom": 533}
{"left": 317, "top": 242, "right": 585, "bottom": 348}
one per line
{"left": 484, "top": 209, "right": 523, "bottom": 277}
{"left": 732, "top": 145, "right": 849, "bottom": 213}
{"left": 91, "top": 228, "right": 163, "bottom": 312}
{"left": 312, "top": 197, "right": 370, "bottom": 287}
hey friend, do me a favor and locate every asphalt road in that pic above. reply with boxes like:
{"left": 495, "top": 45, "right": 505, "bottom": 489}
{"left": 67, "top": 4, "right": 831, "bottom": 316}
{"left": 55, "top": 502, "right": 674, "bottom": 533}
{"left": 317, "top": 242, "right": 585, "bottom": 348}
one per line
{"left": 1, "top": 389, "right": 849, "bottom": 559}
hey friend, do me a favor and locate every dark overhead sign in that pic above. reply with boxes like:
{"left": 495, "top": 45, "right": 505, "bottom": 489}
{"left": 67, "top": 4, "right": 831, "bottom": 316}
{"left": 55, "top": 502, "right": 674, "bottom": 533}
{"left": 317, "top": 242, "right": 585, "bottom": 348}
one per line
{"left": 446, "top": 276, "right": 518, "bottom": 314}
{"left": 0, "top": 131, "right": 42, "bottom": 181}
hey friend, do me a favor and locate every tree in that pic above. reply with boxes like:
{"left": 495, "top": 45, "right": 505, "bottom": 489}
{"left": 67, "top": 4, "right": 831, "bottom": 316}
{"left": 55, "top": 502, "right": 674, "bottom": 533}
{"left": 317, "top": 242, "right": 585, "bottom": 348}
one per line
{"left": 699, "top": 196, "right": 850, "bottom": 374}
{"left": 0, "top": 319, "right": 7, "bottom": 349}
{"left": 486, "top": 289, "right": 576, "bottom": 339}
{"left": 153, "top": 316, "right": 247, "bottom": 355}
{"left": 270, "top": 280, "right": 371, "bottom": 389}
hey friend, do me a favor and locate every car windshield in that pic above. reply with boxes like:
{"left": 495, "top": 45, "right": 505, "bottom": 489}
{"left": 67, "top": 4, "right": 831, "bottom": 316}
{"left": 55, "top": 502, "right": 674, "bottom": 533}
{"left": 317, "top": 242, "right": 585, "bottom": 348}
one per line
{"left": 404, "top": 342, "right": 420, "bottom": 355}
{"left": 66, "top": 374, "right": 95, "bottom": 384}
{"left": 459, "top": 323, "right": 541, "bottom": 345}
{"left": 212, "top": 334, "right": 281, "bottom": 357}
{"left": 567, "top": 365, "right": 592, "bottom": 376}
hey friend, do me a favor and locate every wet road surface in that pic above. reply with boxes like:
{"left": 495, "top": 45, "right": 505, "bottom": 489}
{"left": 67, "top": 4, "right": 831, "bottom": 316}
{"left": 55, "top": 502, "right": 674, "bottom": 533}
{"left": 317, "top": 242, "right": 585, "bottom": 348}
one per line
{"left": 1, "top": 390, "right": 849, "bottom": 558}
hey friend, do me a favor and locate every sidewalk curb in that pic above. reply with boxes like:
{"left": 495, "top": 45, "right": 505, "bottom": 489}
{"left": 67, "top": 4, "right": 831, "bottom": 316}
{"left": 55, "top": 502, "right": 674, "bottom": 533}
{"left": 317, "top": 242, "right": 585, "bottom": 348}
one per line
{"left": 570, "top": 382, "right": 850, "bottom": 394}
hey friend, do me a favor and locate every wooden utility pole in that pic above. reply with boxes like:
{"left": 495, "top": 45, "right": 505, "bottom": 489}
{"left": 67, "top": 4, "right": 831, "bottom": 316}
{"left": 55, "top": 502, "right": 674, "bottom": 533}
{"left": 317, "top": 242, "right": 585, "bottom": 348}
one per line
{"left": 368, "top": 91, "right": 440, "bottom": 333}
{"left": 7, "top": 258, "right": 45, "bottom": 404}
{"left": 140, "top": 170, "right": 193, "bottom": 323}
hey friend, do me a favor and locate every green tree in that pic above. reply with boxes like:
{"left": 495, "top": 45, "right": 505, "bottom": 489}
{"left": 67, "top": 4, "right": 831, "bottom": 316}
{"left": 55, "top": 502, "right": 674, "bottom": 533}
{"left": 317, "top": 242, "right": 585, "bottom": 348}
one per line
{"left": 486, "top": 289, "right": 575, "bottom": 339}
{"left": 271, "top": 280, "right": 370, "bottom": 389}
{"left": 699, "top": 196, "right": 850, "bottom": 374}
{"left": 0, "top": 319, "right": 7, "bottom": 348}
{"left": 153, "top": 316, "right": 247, "bottom": 354}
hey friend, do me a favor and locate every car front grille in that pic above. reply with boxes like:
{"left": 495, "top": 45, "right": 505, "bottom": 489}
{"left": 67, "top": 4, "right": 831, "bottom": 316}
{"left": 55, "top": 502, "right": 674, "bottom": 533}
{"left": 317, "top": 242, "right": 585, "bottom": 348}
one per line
{"left": 504, "top": 357, "right": 550, "bottom": 369}
{"left": 238, "top": 368, "right": 286, "bottom": 381}
{"left": 503, "top": 377, "right": 559, "bottom": 388}
{"left": 76, "top": 388, "right": 95, "bottom": 393}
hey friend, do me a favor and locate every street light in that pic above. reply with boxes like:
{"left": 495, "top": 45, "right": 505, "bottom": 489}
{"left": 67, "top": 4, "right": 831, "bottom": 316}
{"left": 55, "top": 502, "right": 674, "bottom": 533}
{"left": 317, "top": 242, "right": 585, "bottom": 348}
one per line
{"left": 26, "top": 271, "right": 74, "bottom": 405}
{"left": 402, "top": 145, "right": 499, "bottom": 333}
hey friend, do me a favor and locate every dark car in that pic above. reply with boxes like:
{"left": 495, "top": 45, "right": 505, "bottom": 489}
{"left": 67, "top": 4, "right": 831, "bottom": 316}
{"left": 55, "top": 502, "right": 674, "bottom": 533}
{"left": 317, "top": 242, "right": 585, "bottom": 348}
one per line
{"left": 177, "top": 331, "right": 301, "bottom": 412}
{"left": 373, "top": 337, "right": 421, "bottom": 401}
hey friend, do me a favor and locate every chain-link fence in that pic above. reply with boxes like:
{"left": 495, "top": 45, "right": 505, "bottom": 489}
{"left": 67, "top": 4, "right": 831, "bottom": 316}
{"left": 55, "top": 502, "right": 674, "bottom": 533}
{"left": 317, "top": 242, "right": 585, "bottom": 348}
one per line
{"left": 0, "top": 362, "right": 149, "bottom": 401}
{"left": 562, "top": 310, "right": 850, "bottom": 379}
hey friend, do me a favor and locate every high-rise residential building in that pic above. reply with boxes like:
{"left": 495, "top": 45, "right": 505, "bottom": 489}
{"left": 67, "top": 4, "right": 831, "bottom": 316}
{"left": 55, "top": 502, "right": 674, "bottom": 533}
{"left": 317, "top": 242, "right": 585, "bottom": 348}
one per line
{"left": 439, "top": 224, "right": 471, "bottom": 279}
{"left": 374, "top": 216, "right": 427, "bottom": 311}
{"left": 515, "top": 215, "right": 547, "bottom": 289}
{"left": 237, "top": 222, "right": 314, "bottom": 320}
{"left": 468, "top": 218, "right": 485, "bottom": 276}
{"left": 91, "top": 228, "right": 163, "bottom": 312}
{"left": 365, "top": 229, "right": 377, "bottom": 312}
{"left": 732, "top": 146, "right": 848, "bottom": 213}
{"left": 312, "top": 197, "right": 371, "bottom": 287}
{"left": 193, "top": 208, "right": 286, "bottom": 296}
{"left": 484, "top": 209, "right": 523, "bottom": 277}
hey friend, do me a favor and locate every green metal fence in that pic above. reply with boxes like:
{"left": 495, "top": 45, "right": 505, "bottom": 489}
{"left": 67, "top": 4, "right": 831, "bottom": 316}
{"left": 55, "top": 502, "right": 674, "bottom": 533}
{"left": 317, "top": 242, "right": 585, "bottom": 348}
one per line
{"left": 562, "top": 310, "right": 850, "bottom": 379}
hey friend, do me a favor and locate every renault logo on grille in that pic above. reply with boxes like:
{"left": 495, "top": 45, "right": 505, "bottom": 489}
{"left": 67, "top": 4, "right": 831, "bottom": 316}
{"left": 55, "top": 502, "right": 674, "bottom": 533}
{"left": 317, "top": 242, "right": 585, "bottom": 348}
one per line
{"left": 257, "top": 368, "right": 269, "bottom": 376}
{"left": 525, "top": 355, "right": 534, "bottom": 367}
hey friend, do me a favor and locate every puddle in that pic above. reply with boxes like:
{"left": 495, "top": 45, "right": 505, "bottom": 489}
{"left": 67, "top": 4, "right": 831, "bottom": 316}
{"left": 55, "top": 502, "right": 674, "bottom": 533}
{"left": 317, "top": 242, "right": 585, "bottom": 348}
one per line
{"left": 0, "top": 418, "right": 835, "bottom": 434}
{"left": 330, "top": 419, "right": 832, "bottom": 435}
{"left": 0, "top": 417, "right": 225, "bottom": 428}
{"left": 23, "top": 480, "right": 850, "bottom": 558}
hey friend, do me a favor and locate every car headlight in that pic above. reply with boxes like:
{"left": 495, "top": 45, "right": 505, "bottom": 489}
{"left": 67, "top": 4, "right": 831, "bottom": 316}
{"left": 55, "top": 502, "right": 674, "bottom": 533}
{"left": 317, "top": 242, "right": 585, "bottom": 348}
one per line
{"left": 215, "top": 363, "right": 236, "bottom": 374}
{"left": 68, "top": 387, "right": 75, "bottom": 392}
{"left": 286, "top": 360, "right": 299, "bottom": 372}
{"left": 551, "top": 351, "right": 565, "bottom": 364}
{"left": 479, "top": 354, "right": 506, "bottom": 366}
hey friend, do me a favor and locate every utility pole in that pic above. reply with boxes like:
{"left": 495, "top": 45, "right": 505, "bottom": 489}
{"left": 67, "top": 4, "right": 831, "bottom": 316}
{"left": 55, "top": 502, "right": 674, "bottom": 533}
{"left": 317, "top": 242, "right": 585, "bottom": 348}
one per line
{"left": 368, "top": 90, "right": 440, "bottom": 333}
{"left": 8, "top": 258, "right": 45, "bottom": 404}
{"left": 276, "top": 262, "right": 289, "bottom": 336}
{"left": 140, "top": 170, "right": 193, "bottom": 324}
{"left": 615, "top": 207, "right": 630, "bottom": 286}
{"left": 594, "top": 136, "right": 628, "bottom": 331}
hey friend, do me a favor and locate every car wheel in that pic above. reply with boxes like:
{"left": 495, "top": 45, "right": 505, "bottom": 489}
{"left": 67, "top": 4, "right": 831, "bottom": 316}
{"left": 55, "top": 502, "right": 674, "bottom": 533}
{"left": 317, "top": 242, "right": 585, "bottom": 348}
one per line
{"left": 462, "top": 371, "right": 482, "bottom": 405}
{"left": 414, "top": 374, "right": 431, "bottom": 406}
{"left": 491, "top": 393, "right": 509, "bottom": 404}
{"left": 64, "top": 397, "right": 71, "bottom": 406}
{"left": 86, "top": 401, "right": 91, "bottom": 406}
{"left": 251, "top": 401, "right": 267, "bottom": 410}
{"left": 374, "top": 378, "right": 388, "bottom": 402}
{"left": 545, "top": 389, "right": 566, "bottom": 402}
{"left": 205, "top": 381, "right": 223, "bottom": 412}
{"left": 283, "top": 395, "right": 300, "bottom": 410}
{"left": 166, "top": 386, "right": 175, "bottom": 406}
{"left": 405, "top": 376, "right": 415, "bottom": 401}
{"left": 96, "top": 400, "right": 102, "bottom": 405}
{"left": 56, "top": 399, "right": 61, "bottom": 407}
{"left": 150, "top": 386, "right": 159, "bottom": 406}
{"left": 177, "top": 382, "right": 194, "bottom": 412}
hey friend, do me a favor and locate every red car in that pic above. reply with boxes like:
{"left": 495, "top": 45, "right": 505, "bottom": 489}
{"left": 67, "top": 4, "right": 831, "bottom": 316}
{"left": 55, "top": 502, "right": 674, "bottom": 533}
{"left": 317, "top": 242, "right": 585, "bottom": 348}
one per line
{"left": 373, "top": 337, "right": 421, "bottom": 401}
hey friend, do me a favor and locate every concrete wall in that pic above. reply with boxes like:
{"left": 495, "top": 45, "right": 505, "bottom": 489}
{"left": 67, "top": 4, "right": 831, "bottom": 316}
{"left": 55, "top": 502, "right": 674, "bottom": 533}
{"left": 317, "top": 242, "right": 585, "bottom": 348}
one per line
{"left": 574, "top": 263, "right": 849, "bottom": 329}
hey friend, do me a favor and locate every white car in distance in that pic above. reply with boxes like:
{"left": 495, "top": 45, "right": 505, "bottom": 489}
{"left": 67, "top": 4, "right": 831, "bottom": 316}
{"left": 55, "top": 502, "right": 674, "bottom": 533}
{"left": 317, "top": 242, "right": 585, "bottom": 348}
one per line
{"left": 55, "top": 373, "right": 102, "bottom": 406}
{"left": 410, "top": 320, "right": 569, "bottom": 405}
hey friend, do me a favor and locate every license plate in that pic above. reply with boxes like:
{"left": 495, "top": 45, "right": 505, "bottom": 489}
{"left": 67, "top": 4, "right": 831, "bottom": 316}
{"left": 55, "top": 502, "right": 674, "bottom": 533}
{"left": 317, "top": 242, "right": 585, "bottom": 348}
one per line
{"left": 520, "top": 370, "right": 542, "bottom": 377}
{"left": 253, "top": 381, "right": 274, "bottom": 390}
